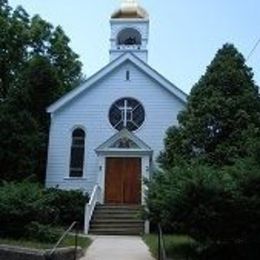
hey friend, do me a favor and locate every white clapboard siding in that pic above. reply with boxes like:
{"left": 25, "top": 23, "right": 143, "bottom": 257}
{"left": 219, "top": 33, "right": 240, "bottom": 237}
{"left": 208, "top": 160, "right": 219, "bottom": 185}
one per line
{"left": 45, "top": 61, "right": 185, "bottom": 194}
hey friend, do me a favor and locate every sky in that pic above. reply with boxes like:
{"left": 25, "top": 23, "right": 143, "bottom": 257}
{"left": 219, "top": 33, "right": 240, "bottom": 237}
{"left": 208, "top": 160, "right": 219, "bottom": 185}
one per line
{"left": 8, "top": 0, "right": 260, "bottom": 94}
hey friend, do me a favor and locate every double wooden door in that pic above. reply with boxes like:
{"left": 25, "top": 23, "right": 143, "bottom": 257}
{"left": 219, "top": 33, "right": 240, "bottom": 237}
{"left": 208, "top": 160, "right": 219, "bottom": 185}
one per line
{"left": 105, "top": 157, "right": 141, "bottom": 205}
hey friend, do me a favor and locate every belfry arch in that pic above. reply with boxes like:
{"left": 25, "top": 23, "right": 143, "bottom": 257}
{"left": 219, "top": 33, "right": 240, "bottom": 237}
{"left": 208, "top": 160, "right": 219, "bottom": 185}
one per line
{"left": 117, "top": 28, "right": 142, "bottom": 45}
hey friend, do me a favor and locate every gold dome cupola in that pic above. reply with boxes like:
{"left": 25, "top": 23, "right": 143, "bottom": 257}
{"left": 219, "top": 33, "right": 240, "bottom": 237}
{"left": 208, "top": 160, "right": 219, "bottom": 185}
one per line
{"left": 110, "top": 0, "right": 150, "bottom": 62}
{"left": 111, "top": 0, "right": 149, "bottom": 19}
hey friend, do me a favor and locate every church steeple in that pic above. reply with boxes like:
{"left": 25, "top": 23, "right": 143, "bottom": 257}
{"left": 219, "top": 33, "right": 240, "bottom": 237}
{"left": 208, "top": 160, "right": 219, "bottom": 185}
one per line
{"left": 109, "top": 0, "right": 149, "bottom": 62}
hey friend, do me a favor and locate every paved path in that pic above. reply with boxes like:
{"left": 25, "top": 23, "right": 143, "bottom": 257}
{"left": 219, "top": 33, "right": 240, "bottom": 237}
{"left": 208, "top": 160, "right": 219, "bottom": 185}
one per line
{"left": 81, "top": 236, "right": 155, "bottom": 260}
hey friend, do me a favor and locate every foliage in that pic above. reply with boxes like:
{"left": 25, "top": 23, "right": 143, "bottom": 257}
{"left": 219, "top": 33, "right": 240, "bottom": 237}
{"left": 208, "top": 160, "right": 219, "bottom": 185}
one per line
{"left": 25, "top": 221, "right": 60, "bottom": 243}
{"left": 0, "top": 104, "right": 43, "bottom": 181}
{"left": 159, "top": 44, "right": 260, "bottom": 168}
{"left": 0, "top": 181, "right": 88, "bottom": 241}
{"left": 45, "top": 187, "right": 89, "bottom": 226}
{"left": 146, "top": 158, "right": 260, "bottom": 247}
{"left": 0, "top": 2, "right": 82, "bottom": 101}
{"left": 147, "top": 43, "right": 260, "bottom": 258}
{"left": 0, "top": 0, "right": 83, "bottom": 181}
{"left": 143, "top": 234, "right": 197, "bottom": 259}
{"left": 0, "top": 181, "right": 56, "bottom": 237}
{"left": 144, "top": 233, "right": 260, "bottom": 260}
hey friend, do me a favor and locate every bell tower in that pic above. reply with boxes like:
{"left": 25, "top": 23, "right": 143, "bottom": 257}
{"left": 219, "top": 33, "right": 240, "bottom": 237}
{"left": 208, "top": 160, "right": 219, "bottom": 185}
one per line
{"left": 110, "top": 0, "right": 149, "bottom": 63}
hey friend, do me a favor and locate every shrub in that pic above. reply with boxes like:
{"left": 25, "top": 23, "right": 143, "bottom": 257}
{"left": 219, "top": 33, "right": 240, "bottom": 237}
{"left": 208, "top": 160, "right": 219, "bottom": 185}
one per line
{"left": 0, "top": 181, "right": 88, "bottom": 240}
{"left": 25, "top": 221, "right": 60, "bottom": 243}
{"left": 44, "top": 188, "right": 89, "bottom": 226}
{"left": 146, "top": 159, "right": 260, "bottom": 246}
{"left": 0, "top": 181, "right": 57, "bottom": 238}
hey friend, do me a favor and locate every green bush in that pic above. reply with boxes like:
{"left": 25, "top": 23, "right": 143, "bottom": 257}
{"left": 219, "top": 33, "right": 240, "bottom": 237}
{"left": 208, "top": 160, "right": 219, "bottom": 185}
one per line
{"left": 25, "top": 221, "right": 60, "bottom": 243}
{"left": 146, "top": 159, "right": 260, "bottom": 247}
{"left": 44, "top": 188, "right": 89, "bottom": 226}
{"left": 0, "top": 181, "right": 57, "bottom": 238}
{"left": 0, "top": 181, "right": 88, "bottom": 240}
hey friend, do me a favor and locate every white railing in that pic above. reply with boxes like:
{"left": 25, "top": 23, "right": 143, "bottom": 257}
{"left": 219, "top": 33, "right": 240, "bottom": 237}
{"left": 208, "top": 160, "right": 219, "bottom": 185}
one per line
{"left": 117, "top": 44, "right": 142, "bottom": 50}
{"left": 84, "top": 184, "right": 102, "bottom": 234}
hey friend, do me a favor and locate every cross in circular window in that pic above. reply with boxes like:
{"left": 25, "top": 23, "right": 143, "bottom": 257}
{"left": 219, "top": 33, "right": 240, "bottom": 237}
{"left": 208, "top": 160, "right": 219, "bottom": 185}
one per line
{"left": 118, "top": 99, "right": 133, "bottom": 127}
{"left": 109, "top": 98, "right": 145, "bottom": 131}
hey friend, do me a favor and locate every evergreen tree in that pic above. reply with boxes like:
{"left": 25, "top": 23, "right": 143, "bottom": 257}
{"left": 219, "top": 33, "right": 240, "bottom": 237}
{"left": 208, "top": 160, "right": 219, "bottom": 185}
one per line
{"left": 160, "top": 44, "right": 260, "bottom": 168}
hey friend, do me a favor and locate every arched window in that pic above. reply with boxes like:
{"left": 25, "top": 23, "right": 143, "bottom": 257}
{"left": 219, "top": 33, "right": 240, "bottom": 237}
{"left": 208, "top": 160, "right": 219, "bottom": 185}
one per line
{"left": 117, "top": 28, "right": 142, "bottom": 45}
{"left": 69, "top": 128, "right": 85, "bottom": 177}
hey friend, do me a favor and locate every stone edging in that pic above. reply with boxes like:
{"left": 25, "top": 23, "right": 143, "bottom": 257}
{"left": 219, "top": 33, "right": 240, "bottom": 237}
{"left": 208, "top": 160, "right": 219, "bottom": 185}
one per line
{"left": 0, "top": 244, "right": 83, "bottom": 260}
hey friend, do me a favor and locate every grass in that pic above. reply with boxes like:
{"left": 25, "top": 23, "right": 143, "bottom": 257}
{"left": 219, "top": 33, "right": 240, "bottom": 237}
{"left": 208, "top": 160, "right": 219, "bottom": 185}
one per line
{"left": 0, "top": 235, "right": 91, "bottom": 250}
{"left": 143, "top": 234, "right": 197, "bottom": 259}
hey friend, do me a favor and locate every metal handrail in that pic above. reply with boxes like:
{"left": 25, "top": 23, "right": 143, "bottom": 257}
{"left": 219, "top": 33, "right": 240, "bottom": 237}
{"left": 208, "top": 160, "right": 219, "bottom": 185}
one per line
{"left": 47, "top": 221, "right": 79, "bottom": 260}
{"left": 158, "top": 224, "right": 167, "bottom": 260}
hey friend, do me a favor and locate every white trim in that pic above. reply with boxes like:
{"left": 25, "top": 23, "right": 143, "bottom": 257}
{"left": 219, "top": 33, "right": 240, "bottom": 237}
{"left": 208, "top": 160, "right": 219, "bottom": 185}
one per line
{"left": 100, "top": 155, "right": 150, "bottom": 206}
{"left": 95, "top": 128, "right": 152, "bottom": 153}
{"left": 84, "top": 184, "right": 102, "bottom": 234}
{"left": 66, "top": 126, "right": 87, "bottom": 179}
{"left": 47, "top": 53, "right": 187, "bottom": 114}
{"left": 95, "top": 129, "right": 152, "bottom": 206}
{"left": 110, "top": 18, "right": 150, "bottom": 23}
{"left": 64, "top": 177, "right": 87, "bottom": 180}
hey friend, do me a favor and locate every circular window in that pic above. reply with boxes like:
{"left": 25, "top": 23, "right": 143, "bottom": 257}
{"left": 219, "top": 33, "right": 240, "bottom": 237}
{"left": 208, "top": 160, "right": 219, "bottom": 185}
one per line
{"left": 109, "top": 98, "right": 145, "bottom": 131}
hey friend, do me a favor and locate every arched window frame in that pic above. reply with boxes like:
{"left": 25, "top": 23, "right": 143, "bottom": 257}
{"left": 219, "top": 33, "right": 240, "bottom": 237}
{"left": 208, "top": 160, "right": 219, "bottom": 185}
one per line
{"left": 69, "top": 127, "right": 86, "bottom": 178}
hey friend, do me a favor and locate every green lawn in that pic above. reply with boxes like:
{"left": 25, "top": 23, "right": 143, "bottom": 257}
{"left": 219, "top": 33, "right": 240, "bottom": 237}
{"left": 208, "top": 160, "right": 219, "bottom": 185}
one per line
{"left": 143, "top": 234, "right": 197, "bottom": 259}
{"left": 0, "top": 235, "right": 91, "bottom": 250}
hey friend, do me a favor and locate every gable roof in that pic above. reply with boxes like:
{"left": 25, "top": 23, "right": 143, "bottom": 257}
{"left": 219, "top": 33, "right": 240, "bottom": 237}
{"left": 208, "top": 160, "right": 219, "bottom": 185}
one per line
{"left": 47, "top": 52, "right": 188, "bottom": 113}
{"left": 95, "top": 128, "right": 152, "bottom": 155}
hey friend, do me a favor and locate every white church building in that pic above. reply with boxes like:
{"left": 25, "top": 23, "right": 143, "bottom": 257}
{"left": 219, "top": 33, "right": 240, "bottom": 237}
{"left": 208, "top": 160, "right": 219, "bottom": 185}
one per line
{"left": 46, "top": 0, "right": 187, "bottom": 234}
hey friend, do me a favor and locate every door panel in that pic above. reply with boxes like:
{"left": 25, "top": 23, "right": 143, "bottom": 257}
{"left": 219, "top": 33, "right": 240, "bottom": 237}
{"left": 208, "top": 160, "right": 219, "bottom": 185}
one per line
{"left": 124, "top": 158, "right": 141, "bottom": 204}
{"left": 105, "top": 157, "right": 141, "bottom": 205}
{"left": 105, "top": 158, "right": 124, "bottom": 204}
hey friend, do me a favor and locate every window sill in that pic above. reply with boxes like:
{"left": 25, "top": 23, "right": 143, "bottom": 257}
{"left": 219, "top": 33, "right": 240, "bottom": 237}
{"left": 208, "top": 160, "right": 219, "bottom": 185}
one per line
{"left": 64, "top": 177, "right": 87, "bottom": 180}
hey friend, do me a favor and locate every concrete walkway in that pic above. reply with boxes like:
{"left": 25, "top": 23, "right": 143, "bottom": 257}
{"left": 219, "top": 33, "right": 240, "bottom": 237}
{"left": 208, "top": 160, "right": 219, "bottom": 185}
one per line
{"left": 81, "top": 236, "right": 155, "bottom": 260}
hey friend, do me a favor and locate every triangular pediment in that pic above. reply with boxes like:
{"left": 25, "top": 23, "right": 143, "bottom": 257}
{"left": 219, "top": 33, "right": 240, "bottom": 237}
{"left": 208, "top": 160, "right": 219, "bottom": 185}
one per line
{"left": 95, "top": 128, "right": 152, "bottom": 154}
{"left": 47, "top": 53, "right": 187, "bottom": 114}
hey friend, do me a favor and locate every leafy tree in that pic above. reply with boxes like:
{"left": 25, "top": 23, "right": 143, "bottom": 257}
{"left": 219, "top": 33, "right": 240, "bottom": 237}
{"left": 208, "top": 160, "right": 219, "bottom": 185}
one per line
{"left": 0, "top": 104, "right": 42, "bottom": 181}
{"left": 0, "top": 2, "right": 30, "bottom": 100}
{"left": 160, "top": 44, "right": 260, "bottom": 168}
{"left": 0, "top": 0, "right": 83, "bottom": 181}
{"left": 48, "top": 26, "right": 82, "bottom": 90}
{"left": 18, "top": 56, "right": 63, "bottom": 128}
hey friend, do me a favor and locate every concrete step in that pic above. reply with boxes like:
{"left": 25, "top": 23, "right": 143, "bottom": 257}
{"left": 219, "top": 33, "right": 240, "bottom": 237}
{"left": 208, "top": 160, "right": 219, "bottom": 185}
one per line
{"left": 94, "top": 212, "right": 141, "bottom": 219}
{"left": 95, "top": 207, "right": 142, "bottom": 213}
{"left": 89, "top": 204, "right": 144, "bottom": 235}
{"left": 96, "top": 204, "right": 142, "bottom": 208}
{"left": 89, "top": 228, "right": 144, "bottom": 235}
{"left": 91, "top": 219, "right": 144, "bottom": 224}
{"left": 93, "top": 212, "right": 140, "bottom": 217}
{"left": 94, "top": 208, "right": 141, "bottom": 214}
{"left": 91, "top": 223, "right": 144, "bottom": 229}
